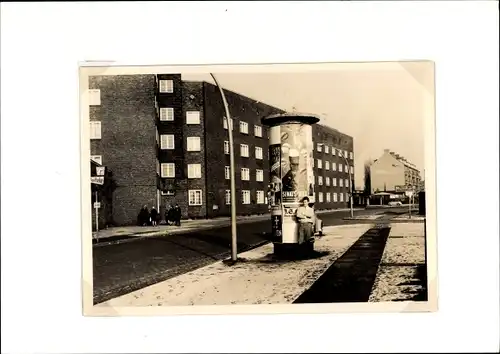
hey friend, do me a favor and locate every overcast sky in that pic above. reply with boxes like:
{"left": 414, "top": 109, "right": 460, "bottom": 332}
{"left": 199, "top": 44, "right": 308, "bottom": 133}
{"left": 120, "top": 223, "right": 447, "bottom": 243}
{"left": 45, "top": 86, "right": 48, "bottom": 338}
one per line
{"left": 182, "top": 62, "right": 430, "bottom": 189}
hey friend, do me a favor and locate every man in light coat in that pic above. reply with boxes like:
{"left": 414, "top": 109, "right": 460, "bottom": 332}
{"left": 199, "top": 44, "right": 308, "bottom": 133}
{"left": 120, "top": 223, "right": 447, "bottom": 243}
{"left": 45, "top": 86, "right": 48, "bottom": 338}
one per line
{"left": 295, "top": 196, "right": 315, "bottom": 243}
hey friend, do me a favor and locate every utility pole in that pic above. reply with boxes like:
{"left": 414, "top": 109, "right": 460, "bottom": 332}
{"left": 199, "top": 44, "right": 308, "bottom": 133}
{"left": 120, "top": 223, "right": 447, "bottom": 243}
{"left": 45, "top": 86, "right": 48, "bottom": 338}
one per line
{"left": 210, "top": 73, "right": 238, "bottom": 262}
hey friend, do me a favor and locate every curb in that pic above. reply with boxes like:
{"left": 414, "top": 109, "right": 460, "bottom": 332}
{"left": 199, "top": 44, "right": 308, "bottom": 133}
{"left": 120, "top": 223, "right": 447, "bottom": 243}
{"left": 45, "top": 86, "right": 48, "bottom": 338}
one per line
{"left": 92, "top": 208, "right": 364, "bottom": 246}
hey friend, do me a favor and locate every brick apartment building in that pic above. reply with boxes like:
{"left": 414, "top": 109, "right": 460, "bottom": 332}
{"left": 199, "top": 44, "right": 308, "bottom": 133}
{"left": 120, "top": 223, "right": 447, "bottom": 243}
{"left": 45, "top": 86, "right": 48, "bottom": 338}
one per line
{"left": 88, "top": 74, "right": 355, "bottom": 227}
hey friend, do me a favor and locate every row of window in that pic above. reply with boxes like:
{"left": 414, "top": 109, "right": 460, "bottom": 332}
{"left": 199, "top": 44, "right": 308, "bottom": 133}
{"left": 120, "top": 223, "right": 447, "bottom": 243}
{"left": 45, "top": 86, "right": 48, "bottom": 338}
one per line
{"left": 156, "top": 106, "right": 201, "bottom": 124}
{"left": 224, "top": 118, "right": 263, "bottom": 138}
{"left": 159, "top": 163, "right": 203, "bottom": 179}
{"left": 317, "top": 176, "right": 351, "bottom": 188}
{"left": 157, "top": 134, "right": 203, "bottom": 152}
{"left": 317, "top": 144, "right": 354, "bottom": 160}
{"left": 185, "top": 189, "right": 350, "bottom": 207}
{"left": 223, "top": 141, "right": 264, "bottom": 158}
{"left": 225, "top": 190, "right": 266, "bottom": 205}
{"left": 317, "top": 192, "right": 350, "bottom": 203}
{"left": 315, "top": 159, "right": 353, "bottom": 174}
{"left": 225, "top": 166, "right": 264, "bottom": 181}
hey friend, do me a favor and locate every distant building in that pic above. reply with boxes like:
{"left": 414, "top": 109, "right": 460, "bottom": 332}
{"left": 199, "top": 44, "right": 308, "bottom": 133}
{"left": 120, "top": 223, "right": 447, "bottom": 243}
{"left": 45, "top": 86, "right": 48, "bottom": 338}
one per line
{"left": 370, "top": 149, "right": 421, "bottom": 195}
{"left": 88, "top": 74, "right": 354, "bottom": 226}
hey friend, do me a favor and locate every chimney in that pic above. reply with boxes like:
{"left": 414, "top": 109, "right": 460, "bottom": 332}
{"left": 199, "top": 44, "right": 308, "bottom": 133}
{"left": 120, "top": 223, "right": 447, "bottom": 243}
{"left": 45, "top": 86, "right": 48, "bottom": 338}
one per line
{"left": 384, "top": 149, "right": 390, "bottom": 154}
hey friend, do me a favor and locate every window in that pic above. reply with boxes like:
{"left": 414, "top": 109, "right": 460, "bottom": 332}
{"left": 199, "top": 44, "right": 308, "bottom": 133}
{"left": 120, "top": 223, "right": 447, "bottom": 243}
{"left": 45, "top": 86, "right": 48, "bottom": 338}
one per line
{"left": 254, "top": 125, "right": 262, "bottom": 137}
{"left": 318, "top": 176, "right": 323, "bottom": 186}
{"left": 186, "top": 111, "right": 200, "bottom": 124}
{"left": 188, "top": 164, "right": 202, "bottom": 179}
{"left": 240, "top": 144, "right": 249, "bottom": 157}
{"left": 345, "top": 179, "right": 349, "bottom": 188}
{"left": 350, "top": 166, "right": 354, "bottom": 174}
{"left": 159, "top": 79, "right": 174, "bottom": 93}
{"left": 160, "top": 134, "right": 175, "bottom": 150}
{"left": 339, "top": 164, "right": 343, "bottom": 172}
{"left": 333, "top": 193, "right": 338, "bottom": 202}
{"left": 224, "top": 141, "right": 229, "bottom": 154}
{"left": 317, "top": 159, "right": 322, "bottom": 169}
{"left": 187, "top": 137, "right": 201, "bottom": 151}
{"left": 339, "top": 179, "right": 344, "bottom": 187}
{"left": 91, "top": 155, "right": 102, "bottom": 164}
{"left": 326, "top": 177, "right": 330, "bottom": 186}
{"left": 332, "top": 162, "right": 336, "bottom": 171}
{"left": 349, "top": 151, "right": 354, "bottom": 160}
{"left": 257, "top": 190, "right": 265, "bottom": 204}
{"left": 317, "top": 144, "right": 322, "bottom": 152}
{"left": 241, "top": 168, "right": 250, "bottom": 181}
{"left": 89, "top": 121, "right": 101, "bottom": 139}
{"left": 242, "top": 190, "right": 251, "bottom": 204}
{"left": 225, "top": 190, "right": 231, "bottom": 205}
{"left": 345, "top": 165, "right": 349, "bottom": 173}
{"left": 332, "top": 148, "right": 336, "bottom": 156}
{"left": 240, "top": 121, "right": 249, "bottom": 134}
{"left": 188, "top": 190, "right": 203, "bottom": 206}
{"left": 223, "top": 118, "right": 233, "bottom": 130}
{"left": 332, "top": 177, "right": 337, "bottom": 186}
{"left": 255, "top": 146, "right": 263, "bottom": 160}
{"left": 344, "top": 150, "right": 349, "bottom": 159}
{"left": 318, "top": 192, "right": 324, "bottom": 203}
{"left": 325, "top": 145, "right": 329, "bottom": 154}
{"left": 88, "top": 89, "right": 101, "bottom": 106}
{"left": 160, "top": 107, "right": 174, "bottom": 121}
{"left": 326, "top": 193, "right": 331, "bottom": 202}
{"left": 340, "top": 193, "right": 344, "bottom": 202}
{"left": 256, "top": 169, "right": 264, "bottom": 182}
{"left": 225, "top": 166, "right": 230, "bottom": 180}
{"left": 325, "top": 161, "right": 330, "bottom": 170}
{"left": 161, "top": 163, "right": 175, "bottom": 178}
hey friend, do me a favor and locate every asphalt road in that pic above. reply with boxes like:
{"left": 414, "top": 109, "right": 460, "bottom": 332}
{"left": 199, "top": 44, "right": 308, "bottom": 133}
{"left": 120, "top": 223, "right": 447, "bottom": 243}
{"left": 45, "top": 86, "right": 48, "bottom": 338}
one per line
{"left": 92, "top": 207, "right": 410, "bottom": 304}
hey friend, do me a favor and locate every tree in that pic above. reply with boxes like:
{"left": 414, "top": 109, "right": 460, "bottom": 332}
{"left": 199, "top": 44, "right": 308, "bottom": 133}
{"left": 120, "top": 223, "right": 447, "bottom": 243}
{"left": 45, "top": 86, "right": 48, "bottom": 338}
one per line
{"left": 363, "top": 159, "right": 373, "bottom": 195}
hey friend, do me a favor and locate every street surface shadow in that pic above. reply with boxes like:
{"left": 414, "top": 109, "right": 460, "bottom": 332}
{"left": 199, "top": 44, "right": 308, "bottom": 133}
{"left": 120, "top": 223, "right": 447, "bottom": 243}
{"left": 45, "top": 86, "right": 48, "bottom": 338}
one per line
{"left": 393, "top": 263, "right": 428, "bottom": 302}
{"left": 250, "top": 250, "right": 330, "bottom": 264}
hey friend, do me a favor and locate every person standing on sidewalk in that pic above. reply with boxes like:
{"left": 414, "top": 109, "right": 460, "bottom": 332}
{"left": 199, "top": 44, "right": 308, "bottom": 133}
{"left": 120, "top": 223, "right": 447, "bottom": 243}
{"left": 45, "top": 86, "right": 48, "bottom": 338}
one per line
{"left": 150, "top": 206, "right": 158, "bottom": 226}
{"left": 138, "top": 205, "right": 149, "bottom": 226}
{"left": 295, "top": 196, "right": 315, "bottom": 243}
{"left": 174, "top": 204, "right": 181, "bottom": 226}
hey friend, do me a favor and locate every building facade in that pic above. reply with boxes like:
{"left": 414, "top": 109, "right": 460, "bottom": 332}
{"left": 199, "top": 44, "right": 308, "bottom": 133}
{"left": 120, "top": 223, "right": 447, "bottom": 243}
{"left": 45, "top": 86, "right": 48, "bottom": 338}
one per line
{"left": 88, "top": 74, "right": 355, "bottom": 226}
{"left": 370, "top": 148, "right": 421, "bottom": 194}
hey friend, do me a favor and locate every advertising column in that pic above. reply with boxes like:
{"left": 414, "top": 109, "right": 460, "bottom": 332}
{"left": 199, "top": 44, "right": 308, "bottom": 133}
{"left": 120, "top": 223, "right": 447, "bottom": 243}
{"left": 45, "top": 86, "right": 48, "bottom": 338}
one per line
{"left": 262, "top": 113, "right": 320, "bottom": 250}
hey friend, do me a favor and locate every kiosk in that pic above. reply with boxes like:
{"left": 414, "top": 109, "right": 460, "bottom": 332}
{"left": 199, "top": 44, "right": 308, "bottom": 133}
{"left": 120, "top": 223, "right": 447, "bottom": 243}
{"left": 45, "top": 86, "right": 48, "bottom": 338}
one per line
{"left": 261, "top": 112, "right": 321, "bottom": 258}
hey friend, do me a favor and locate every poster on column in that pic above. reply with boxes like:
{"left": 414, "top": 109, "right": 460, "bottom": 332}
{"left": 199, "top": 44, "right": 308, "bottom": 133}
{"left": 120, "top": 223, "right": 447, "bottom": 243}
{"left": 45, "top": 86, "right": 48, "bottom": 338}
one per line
{"left": 268, "top": 143, "right": 282, "bottom": 207}
{"left": 280, "top": 123, "right": 314, "bottom": 205}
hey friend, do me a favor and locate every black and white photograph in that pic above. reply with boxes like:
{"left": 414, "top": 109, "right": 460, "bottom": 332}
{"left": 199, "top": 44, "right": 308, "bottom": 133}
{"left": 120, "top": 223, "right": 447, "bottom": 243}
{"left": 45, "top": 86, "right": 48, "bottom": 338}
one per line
{"left": 81, "top": 62, "right": 437, "bottom": 315}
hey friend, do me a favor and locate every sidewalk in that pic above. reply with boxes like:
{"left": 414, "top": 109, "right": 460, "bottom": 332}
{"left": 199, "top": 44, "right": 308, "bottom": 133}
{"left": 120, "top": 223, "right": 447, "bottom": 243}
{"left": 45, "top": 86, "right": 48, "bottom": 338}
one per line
{"left": 369, "top": 222, "right": 427, "bottom": 302}
{"left": 92, "top": 207, "right": 362, "bottom": 241}
{"left": 96, "top": 223, "right": 373, "bottom": 307}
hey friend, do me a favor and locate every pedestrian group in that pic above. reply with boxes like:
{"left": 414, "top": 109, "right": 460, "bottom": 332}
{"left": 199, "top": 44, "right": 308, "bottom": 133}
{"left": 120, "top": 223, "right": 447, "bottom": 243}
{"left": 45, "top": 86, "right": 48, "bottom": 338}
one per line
{"left": 137, "top": 204, "right": 182, "bottom": 227}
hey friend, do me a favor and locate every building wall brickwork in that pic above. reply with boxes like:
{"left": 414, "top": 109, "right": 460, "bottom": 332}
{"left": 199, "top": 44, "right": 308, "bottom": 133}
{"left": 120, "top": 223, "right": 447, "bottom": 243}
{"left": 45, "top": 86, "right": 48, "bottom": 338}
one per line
{"left": 89, "top": 75, "right": 157, "bottom": 226}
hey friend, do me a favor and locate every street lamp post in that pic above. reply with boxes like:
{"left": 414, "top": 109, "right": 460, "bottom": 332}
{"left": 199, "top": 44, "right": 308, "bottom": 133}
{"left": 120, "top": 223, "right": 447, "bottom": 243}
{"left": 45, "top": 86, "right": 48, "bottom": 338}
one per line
{"left": 337, "top": 149, "right": 354, "bottom": 219}
{"left": 210, "top": 73, "right": 238, "bottom": 262}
